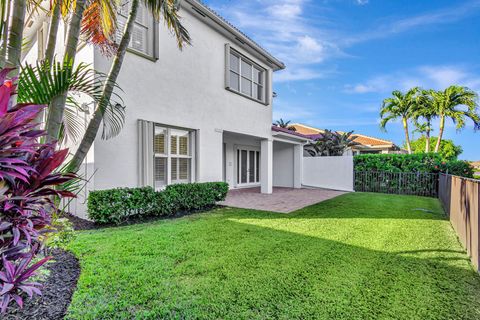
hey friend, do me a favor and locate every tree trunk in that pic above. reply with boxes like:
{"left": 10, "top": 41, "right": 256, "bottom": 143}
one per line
{"left": 403, "top": 117, "right": 412, "bottom": 154}
{"left": 45, "top": 0, "right": 86, "bottom": 143}
{"left": 435, "top": 115, "right": 445, "bottom": 153}
{"left": 44, "top": 3, "right": 61, "bottom": 64}
{"left": 5, "top": 0, "right": 26, "bottom": 70}
{"left": 0, "top": 0, "right": 11, "bottom": 67}
{"left": 68, "top": 0, "right": 139, "bottom": 172}
{"left": 424, "top": 118, "right": 431, "bottom": 153}
{"left": 425, "top": 129, "right": 430, "bottom": 153}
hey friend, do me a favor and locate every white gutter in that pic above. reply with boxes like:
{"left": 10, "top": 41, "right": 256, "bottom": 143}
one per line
{"left": 183, "top": 0, "right": 286, "bottom": 71}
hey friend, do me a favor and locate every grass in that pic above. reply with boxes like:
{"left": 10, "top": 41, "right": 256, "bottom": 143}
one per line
{"left": 66, "top": 193, "right": 480, "bottom": 319}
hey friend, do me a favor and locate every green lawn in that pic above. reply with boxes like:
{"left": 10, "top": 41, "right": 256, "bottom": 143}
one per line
{"left": 66, "top": 193, "right": 480, "bottom": 319}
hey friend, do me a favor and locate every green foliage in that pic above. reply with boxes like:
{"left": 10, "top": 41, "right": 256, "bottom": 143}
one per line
{"left": 46, "top": 216, "right": 76, "bottom": 249}
{"left": 354, "top": 153, "right": 474, "bottom": 178}
{"left": 307, "top": 130, "right": 358, "bottom": 156}
{"left": 87, "top": 182, "right": 229, "bottom": 224}
{"left": 408, "top": 136, "right": 462, "bottom": 160}
{"left": 165, "top": 182, "right": 230, "bottom": 212}
{"left": 67, "top": 193, "right": 480, "bottom": 319}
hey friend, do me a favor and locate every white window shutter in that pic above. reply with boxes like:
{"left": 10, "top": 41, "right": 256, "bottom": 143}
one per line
{"left": 225, "top": 43, "right": 231, "bottom": 89}
{"left": 138, "top": 120, "right": 154, "bottom": 187}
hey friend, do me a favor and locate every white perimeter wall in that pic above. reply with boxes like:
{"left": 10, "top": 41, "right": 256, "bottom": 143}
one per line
{"left": 302, "top": 156, "right": 354, "bottom": 192}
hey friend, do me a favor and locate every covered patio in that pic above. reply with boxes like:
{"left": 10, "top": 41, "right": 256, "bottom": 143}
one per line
{"left": 219, "top": 187, "right": 347, "bottom": 213}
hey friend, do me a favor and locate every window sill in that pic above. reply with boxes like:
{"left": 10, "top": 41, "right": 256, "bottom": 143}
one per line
{"left": 126, "top": 47, "right": 158, "bottom": 62}
{"left": 225, "top": 87, "right": 269, "bottom": 106}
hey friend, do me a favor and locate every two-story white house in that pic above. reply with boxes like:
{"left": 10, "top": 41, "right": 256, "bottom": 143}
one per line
{"left": 23, "top": 0, "right": 308, "bottom": 218}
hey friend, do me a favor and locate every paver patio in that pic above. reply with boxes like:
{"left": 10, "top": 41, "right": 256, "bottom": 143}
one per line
{"left": 219, "top": 187, "right": 347, "bottom": 212}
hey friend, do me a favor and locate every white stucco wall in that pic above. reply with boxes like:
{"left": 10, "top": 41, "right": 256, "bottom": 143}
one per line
{"left": 273, "top": 141, "right": 294, "bottom": 188}
{"left": 302, "top": 156, "right": 354, "bottom": 192}
{"left": 92, "top": 6, "right": 275, "bottom": 190}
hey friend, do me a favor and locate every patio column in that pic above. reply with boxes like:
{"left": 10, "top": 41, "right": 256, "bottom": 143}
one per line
{"left": 261, "top": 138, "right": 273, "bottom": 194}
{"left": 293, "top": 144, "right": 303, "bottom": 188}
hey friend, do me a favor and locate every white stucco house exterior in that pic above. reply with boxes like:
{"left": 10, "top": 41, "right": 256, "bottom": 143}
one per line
{"left": 22, "top": 0, "right": 309, "bottom": 217}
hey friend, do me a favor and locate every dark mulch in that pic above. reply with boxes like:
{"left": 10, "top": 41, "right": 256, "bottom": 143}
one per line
{"left": 64, "top": 213, "right": 98, "bottom": 230}
{"left": 5, "top": 249, "right": 81, "bottom": 320}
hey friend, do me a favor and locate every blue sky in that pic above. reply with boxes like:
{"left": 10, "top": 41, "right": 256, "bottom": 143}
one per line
{"left": 204, "top": 0, "right": 480, "bottom": 160}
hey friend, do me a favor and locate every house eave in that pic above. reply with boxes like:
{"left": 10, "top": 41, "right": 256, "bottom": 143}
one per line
{"left": 184, "top": 0, "right": 286, "bottom": 71}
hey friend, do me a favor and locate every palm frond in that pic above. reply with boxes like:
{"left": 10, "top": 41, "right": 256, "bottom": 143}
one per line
{"left": 81, "top": 0, "right": 118, "bottom": 56}
{"left": 143, "top": 0, "right": 191, "bottom": 49}
{"left": 18, "top": 59, "right": 126, "bottom": 141}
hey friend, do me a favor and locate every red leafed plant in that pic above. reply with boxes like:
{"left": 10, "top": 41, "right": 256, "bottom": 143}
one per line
{"left": 0, "top": 68, "right": 76, "bottom": 313}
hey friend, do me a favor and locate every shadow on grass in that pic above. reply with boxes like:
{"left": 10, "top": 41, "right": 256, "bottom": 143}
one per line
{"left": 68, "top": 200, "right": 480, "bottom": 319}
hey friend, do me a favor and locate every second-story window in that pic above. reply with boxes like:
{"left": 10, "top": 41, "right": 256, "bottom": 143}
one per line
{"left": 117, "top": 0, "right": 157, "bottom": 59}
{"left": 227, "top": 48, "right": 266, "bottom": 103}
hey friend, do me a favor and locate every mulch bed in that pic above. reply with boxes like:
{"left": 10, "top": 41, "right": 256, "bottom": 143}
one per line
{"left": 5, "top": 249, "right": 81, "bottom": 320}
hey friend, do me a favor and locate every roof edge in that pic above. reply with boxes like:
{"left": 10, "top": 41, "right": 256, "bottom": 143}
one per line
{"left": 184, "top": 0, "right": 286, "bottom": 71}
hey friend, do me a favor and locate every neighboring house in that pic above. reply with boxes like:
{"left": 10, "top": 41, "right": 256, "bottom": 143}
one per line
{"left": 290, "top": 123, "right": 404, "bottom": 155}
{"left": 470, "top": 161, "right": 480, "bottom": 176}
{"left": 23, "top": 0, "right": 309, "bottom": 218}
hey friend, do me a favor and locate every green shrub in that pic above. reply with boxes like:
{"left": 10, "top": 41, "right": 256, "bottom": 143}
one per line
{"left": 88, "top": 187, "right": 157, "bottom": 224}
{"left": 88, "top": 182, "right": 229, "bottom": 224}
{"left": 165, "top": 182, "right": 229, "bottom": 212}
{"left": 354, "top": 153, "right": 473, "bottom": 178}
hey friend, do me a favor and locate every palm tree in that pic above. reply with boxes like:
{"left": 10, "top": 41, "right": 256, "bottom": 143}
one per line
{"left": 380, "top": 87, "right": 419, "bottom": 154}
{"left": 45, "top": 0, "right": 120, "bottom": 142}
{"left": 412, "top": 89, "right": 436, "bottom": 153}
{"left": 430, "top": 85, "right": 479, "bottom": 153}
{"left": 274, "top": 118, "right": 291, "bottom": 128}
{"left": 307, "top": 130, "right": 358, "bottom": 156}
{"left": 68, "top": 0, "right": 190, "bottom": 172}
{"left": 274, "top": 118, "right": 296, "bottom": 131}
{"left": 0, "top": 0, "right": 12, "bottom": 67}
{"left": 4, "top": 0, "right": 26, "bottom": 71}
{"left": 45, "top": 0, "right": 87, "bottom": 142}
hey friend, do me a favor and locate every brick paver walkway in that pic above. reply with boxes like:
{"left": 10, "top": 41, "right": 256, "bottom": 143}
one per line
{"left": 219, "top": 187, "right": 347, "bottom": 213}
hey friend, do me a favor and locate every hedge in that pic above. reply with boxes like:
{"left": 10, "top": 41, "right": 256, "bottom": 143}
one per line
{"left": 88, "top": 182, "right": 229, "bottom": 224}
{"left": 354, "top": 153, "right": 474, "bottom": 178}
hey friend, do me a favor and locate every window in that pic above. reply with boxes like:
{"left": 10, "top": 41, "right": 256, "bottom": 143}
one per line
{"left": 227, "top": 48, "right": 266, "bottom": 103}
{"left": 117, "top": 0, "right": 157, "bottom": 59}
{"left": 153, "top": 125, "right": 194, "bottom": 188}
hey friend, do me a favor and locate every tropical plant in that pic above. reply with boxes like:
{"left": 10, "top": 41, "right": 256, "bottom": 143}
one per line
{"left": 307, "top": 129, "right": 358, "bottom": 156}
{"left": 429, "top": 85, "right": 479, "bottom": 153}
{"left": 412, "top": 90, "right": 437, "bottom": 152}
{"left": 274, "top": 118, "right": 296, "bottom": 131}
{"left": 409, "top": 136, "right": 462, "bottom": 161}
{"left": 380, "top": 87, "right": 420, "bottom": 154}
{"left": 0, "top": 70, "right": 76, "bottom": 313}
{"left": 68, "top": 0, "right": 190, "bottom": 172}
{"left": 354, "top": 153, "right": 474, "bottom": 178}
{"left": 18, "top": 59, "right": 126, "bottom": 143}
{"left": 3, "top": 0, "right": 27, "bottom": 70}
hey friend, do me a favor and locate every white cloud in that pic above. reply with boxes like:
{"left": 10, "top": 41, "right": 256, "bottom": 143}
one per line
{"left": 343, "top": 1, "right": 480, "bottom": 45}
{"left": 345, "top": 65, "right": 480, "bottom": 94}
{"left": 356, "top": 0, "right": 369, "bottom": 5}
{"left": 210, "top": 0, "right": 480, "bottom": 82}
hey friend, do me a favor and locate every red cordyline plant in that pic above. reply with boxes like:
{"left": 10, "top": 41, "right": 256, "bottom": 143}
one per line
{"left": 0, "top": 68, "right": 76, "bottom": 313}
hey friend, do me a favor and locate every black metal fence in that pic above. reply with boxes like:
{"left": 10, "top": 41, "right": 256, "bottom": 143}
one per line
{"left": 354, "top": 171, "right": 439, "bottom": 197}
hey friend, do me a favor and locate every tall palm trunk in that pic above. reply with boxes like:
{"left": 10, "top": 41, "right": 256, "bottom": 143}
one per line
{"left": 435, "top": 115, "right": 445, "bottom": 153}
{"left": 0, "top": 0, "right": 12, "bottom": 67}
{"left": 402, "top": 117, "right": 412, "bottom": 154}
{"left": 44, "top": 3, "right": 61, "bottom": 64}
{"left": 68, "top": 0, "right": 139, "bottom": 172}
{"left": 5, "top": 0, "right": 26, "bottom": 70}
{"left": 46, "top": 0, "right": 86, "bottom": 143}
{"left": 424, "top": 126, "right": 430, "bottom": 153}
